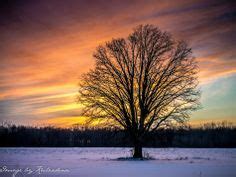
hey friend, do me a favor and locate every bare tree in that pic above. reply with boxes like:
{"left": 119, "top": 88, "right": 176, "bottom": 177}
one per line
{"left": 78, "top": 24, "right": 200, "bottom": 158}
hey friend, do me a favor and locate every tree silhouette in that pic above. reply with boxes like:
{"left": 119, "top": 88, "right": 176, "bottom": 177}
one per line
{"left": 78, "top": 24, "right": 200, "bottom": 158}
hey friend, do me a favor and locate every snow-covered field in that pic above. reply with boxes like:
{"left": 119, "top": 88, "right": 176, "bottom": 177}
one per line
{"left": 0, "top": 148, "right": 235, "bottom": 177}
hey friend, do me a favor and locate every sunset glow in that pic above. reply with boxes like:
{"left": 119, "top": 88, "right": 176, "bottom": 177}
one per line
{"left": 0, "top": 0, "right": 235, "bottom": 127}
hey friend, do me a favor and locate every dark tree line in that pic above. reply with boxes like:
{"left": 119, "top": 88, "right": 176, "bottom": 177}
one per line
{"left": 0, "top": 122, "right": 235, "bottom": 147}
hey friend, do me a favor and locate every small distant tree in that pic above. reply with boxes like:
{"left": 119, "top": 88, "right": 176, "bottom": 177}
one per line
{"left": 78, "top": 24, "right": 200, "bottom": 158}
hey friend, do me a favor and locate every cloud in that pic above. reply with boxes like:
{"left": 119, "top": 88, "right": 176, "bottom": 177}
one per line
{"left": 0, "top": 0, "right": 235, "bottom": 126}
{"left": 191, "top": 74, "right": 236, "bottom": 124}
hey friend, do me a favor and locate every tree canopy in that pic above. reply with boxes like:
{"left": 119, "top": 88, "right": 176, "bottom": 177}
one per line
{"left": 78, "top": 24, "right": 200, "bottom": 158}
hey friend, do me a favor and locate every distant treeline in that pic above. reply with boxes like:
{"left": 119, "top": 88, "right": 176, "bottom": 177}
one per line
{"left": 0, "top": 122, "right": 235, "bottom": 147}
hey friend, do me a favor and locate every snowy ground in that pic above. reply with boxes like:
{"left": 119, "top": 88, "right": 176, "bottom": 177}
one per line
{"left": 0, "top": 148, "right": 235, "bottom": 177}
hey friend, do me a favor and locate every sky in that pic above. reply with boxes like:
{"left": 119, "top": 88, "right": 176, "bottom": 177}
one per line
{"left": 0, "top": 0, "right": 235, "bottom": 127}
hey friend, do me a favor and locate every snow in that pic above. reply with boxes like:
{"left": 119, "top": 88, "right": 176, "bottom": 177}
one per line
{"left": 0, "top": 148, "right": 235, "bottom": 177}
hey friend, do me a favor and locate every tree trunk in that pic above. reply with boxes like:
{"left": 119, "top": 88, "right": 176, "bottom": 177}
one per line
{"left": 133, "top": 144, "right": 143, "bottom": 158}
